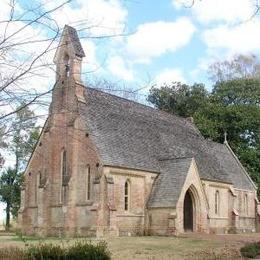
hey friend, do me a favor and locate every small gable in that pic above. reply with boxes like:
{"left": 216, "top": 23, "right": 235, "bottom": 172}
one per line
{"left": 148, "top": 158, "right": 192, "bottom": 208}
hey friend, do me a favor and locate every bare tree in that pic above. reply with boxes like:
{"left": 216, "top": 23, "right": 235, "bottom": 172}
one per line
{"left": 208, "top": 54, "right": 260, "bottom": 82}
{"left": 0, "top": 0, "right": 130, "bottom": 141}
{"left": 0, "top": 1, "right": 73, "bottom": 132}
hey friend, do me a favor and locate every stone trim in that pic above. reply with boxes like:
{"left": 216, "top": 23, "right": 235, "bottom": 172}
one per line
{"left": 224, "top": 142, "right": 257, "bottom": 190}
{"left": 104, "top": 165, "right": 159, "bottom": 175}
{"left": 209, "top": 217, "right": 229, "bottom": 220}
{"left": 116, "top": 214, "right": 145, "bottom": 217}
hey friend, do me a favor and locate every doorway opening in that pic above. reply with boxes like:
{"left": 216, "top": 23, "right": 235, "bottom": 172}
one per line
{"left": 183, "top": 190, "right": 194, "bottom": 232}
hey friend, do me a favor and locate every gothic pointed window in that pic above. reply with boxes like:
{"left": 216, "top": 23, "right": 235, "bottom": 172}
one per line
{"left": 124, "top": 180, "right": 130, "bottom": 211}
{"left": 64, "top": 54, "right": 70, "bottom": 77}
{"left": 244, "top": 194, "right": 248, "bottom": 215}
{"left": 61, "top": 150, "right": 68, "bottom": 204}
{"left": 62, "top": 150, "right": 67, "bottom": 182}
{"left": 35, "top": 173, "right": 38, "bottom": 205}
{"left": 215, "top": 190, "right": 220, "bottom": 215}
{"left": 86, "top": 165, "right": 91, "bottom": 201}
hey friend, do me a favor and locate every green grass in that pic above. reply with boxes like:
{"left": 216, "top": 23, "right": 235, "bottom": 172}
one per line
{"left": 0, "top": 233, "right": 259, "bottom": 259}
{"left": 241, "top": 242, "right": 260, "bottom": 258}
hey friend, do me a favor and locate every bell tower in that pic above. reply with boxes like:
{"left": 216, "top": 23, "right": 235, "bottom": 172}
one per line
{"left": 53, "top": 25, "right": 85, "bottom": 82}
{"left": 49, "top": 25, "right": 86, "bottom": 115}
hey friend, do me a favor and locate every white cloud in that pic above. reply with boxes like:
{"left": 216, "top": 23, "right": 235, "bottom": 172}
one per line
{"left": 107, "top": 56, "right": 133, "bottom": 81}
{"left": 81, "top": 39, "right": 99, "bottom": 72}
{"left": 44, "top": 0, "right": 128, "bottom": 36}
{"left": 126, "top": 17, "right": 196, "bottom": 63}
{"left": 203, "top": 19, "right": 260, "bottom": 54}
{"left": 173, "top": 0, "right": 255, "bottom": 24}
{"left": 155, "top": 68, "right": 185, "bottom": 85}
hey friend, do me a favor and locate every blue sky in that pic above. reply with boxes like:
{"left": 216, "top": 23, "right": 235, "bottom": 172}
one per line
{"left": 1, "top": 0, "right": 260, "bottom": 221}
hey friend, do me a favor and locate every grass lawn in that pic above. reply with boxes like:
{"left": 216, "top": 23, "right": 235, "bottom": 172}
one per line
{"left": 0, "top": 232, "right": 259, "bottom": 259}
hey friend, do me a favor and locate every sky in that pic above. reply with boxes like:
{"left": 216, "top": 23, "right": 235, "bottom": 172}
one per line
{"left": 1, "top": 0, "right": 260, "bottom": 221}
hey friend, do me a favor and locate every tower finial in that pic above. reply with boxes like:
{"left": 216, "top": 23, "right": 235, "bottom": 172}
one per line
{"left": 224, "top": 131, "right": 228, "bottom": 144}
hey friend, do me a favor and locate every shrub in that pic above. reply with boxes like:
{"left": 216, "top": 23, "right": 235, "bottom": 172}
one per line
{"left": 0, "top": 240, "right": 111, "bottom": 260}
{"left": 0, "top": 246, "right": 26, "bottom": 260}
{"left": 66, "top": 240, "right": 111, "bottom": 260}
{"left": 27, "top": 243, "right": 65, "bottom": 259}
{"left": 26, "top": 240, "right": 110, "bottom": 260}
{"left": 240, "top": 241, "right": 260, "bottom": 258}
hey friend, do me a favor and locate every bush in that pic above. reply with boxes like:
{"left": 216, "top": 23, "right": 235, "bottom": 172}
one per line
{"left": 65, "top": 240, "right": 111, "bottom": 260}
{"left": 27, "top": 243, "right": 65, "bottom": 259}
{"left": 0, "top": 246, "right": 26, "bottom": 260}
{"left": 0, "top": 240, "right": 111, "bottom": 260}
{"left": 240, "top": 241, "right": 260, "bottom": 258}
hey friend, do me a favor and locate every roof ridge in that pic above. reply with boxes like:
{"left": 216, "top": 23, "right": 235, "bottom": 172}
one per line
{"left": 158, "top": 157, "right": 193, "bottom": 162}
{"left": 78, "top": 83, "right": 200, "bottom": 129}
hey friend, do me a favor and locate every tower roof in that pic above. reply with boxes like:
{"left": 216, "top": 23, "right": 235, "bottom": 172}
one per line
{"left": 54, "top": 25, "right": 85, "bottom": 63}
{"left": 64, "top": 25, "right": 85, "bottom": 58}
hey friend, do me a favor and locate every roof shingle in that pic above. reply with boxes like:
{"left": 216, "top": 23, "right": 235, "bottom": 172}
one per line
{"left": 78, "top": 87, "right": 256, "bottom": 197}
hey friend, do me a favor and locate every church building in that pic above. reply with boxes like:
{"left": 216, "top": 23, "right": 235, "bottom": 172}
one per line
{"left": 18, "top": 25, "right": 260, "bottom": 237}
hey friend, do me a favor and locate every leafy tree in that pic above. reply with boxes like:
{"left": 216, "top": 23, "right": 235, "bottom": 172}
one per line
{"left": 148, "top": 82, "right": 209, "bottom": 117}
{"left": 0, "top": 105, "right": 40, "bottom": 230}
{"left": 0, "top": 168, "right": 23, "bottom": 230}
{"left": 148, "top": 78, "right": 260, "bottom": 197}
{"left": 11, "top": 115, "right": 39, "bottom": 172}
{"left": 195, "top": 78, "right": 260, "bottom": 196}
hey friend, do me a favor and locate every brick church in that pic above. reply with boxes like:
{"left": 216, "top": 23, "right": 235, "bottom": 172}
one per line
{"left": 18, "top": 25, "right": 260, "bottom": 237}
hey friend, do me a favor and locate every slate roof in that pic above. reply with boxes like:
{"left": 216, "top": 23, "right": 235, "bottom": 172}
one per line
{"left": 148, "top": 158, "right": 193, "bottom": 207}
{"left": 65, "top": 25, "right": 85, "bottom": 58}
{"left": 78, "top": 86, "right": 256, "bottom": 204}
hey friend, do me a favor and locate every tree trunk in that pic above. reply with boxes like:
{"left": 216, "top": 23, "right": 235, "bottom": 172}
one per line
{"left": 5, "top": 202, "right": 10, "bottom": 231}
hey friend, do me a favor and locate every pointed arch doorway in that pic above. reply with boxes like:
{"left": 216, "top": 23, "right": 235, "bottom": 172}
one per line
{"left": 183, "top": 190, "right": 194, "bottom": 232}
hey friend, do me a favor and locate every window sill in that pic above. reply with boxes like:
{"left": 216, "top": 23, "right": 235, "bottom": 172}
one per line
{"left": 209, "top": 216, "right": 228, "bottom": 219}
{"left": 116, "top": 213, "right": 145, "bottom": 217}
{"left": 76, "top": 201, "right": 93, "bottom": 206}
{"left": 50, "top": 204, "right": 63, "bottom": 208}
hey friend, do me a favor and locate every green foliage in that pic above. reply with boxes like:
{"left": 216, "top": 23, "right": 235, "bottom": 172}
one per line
{"left": 148, "top": 82, "right": 208, "bottom": 117}
{"left": 65, "top": 240, "right": 111, "bottom": 260}
{"left": 148, "top": 72, "right": 260, "bottom": 197}
{"left": 27, "top": 243, "right": 64, "bottom": 259}
{"left": 9, "top": 105, "right": 40, "bottom": 172}
{"left": 0, "top": 104, "right": 40, "bottom": 229}
{"left": 0, "top": 168, "right": 23, "bottom": 220}
{"left": 212, "top": 78, "right": 260, "bottom": 106}
{"left": 0, "top": 240, "right": 111, "bottom": 260}
{"left": 240, "top": 242, "right": 260, "bottom": 258}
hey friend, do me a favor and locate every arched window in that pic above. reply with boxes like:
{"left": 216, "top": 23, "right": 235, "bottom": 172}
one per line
{"left": 61, "top": 150, "right": 68, "bottom": 204}
{"left": 124, "top": 180, "right": 130, "bottom": 211}
{"left": 244, "top": 194, "right": 248, "bottom": 215}
{"left": 64, "top": 54, "right": 70, "bottom": 77}
{"left": 35, "top": 173, "right": 39, "bottom": 205}
{"left": 86, "top": 165, "right": 91, "bottom": 201}
{"left": 215, "top": 190, "right": 220, "bottom": 215}
{"left": 62, "top": 150, "right": 67, "bottom": 183}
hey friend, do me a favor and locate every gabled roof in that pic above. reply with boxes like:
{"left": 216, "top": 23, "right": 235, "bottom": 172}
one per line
{"left": 78, "top": 86, "right": 256, "bottom": 191}
{"left": 148, "top": 158, "right": 192, "bottom": 208}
